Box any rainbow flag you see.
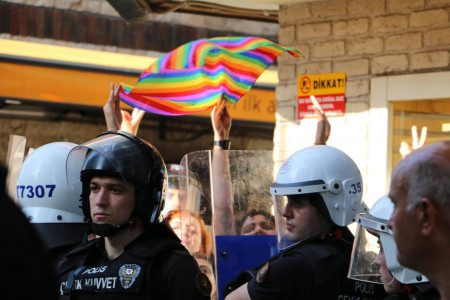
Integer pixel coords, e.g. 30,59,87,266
119,37,302,116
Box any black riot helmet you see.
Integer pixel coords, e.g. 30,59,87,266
67,131,167,236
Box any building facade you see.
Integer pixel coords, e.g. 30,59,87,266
275,0,449,204
1,0,449,205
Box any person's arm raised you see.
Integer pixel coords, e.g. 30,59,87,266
103,82,122,131
311,95,331,145
211,98,235,235
103,82,145,136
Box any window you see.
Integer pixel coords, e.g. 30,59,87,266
367,71,450,206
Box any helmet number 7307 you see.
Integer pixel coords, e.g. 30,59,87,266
17,185,56,199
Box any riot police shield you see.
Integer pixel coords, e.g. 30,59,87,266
6,134,27,201
177,150,279,300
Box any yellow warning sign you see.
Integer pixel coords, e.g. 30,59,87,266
297,72,346,119
298,72,346,96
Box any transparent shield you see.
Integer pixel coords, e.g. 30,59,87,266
163,164,182,216
162,186,181,216
176,150,278,300
176,151,216,299
6,134,27,201
211,150,275,236
348,223,381,283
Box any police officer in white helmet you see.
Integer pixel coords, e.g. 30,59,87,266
226,145,387,299
349,195,439,299
17,142,89,260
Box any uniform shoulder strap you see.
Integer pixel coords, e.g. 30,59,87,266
57,238,101,276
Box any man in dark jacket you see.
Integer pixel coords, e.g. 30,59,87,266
57,131,211,299
388,141,450,300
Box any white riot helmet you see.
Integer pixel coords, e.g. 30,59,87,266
16,142,87,249
271,146,363,249
348,195,428,284
271,145,363,223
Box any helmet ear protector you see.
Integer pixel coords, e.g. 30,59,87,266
139,162,166,223
79,131,167,224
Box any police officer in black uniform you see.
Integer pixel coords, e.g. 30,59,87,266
57,131,211,299
225,145,387,300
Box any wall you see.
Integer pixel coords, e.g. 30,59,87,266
276,0,450,196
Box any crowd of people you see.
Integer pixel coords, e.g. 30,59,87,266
0,81,448,300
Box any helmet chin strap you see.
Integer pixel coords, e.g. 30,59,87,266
89,216,138,237
386,271,396,286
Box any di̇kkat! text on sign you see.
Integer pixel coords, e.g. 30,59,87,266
297,72,346,119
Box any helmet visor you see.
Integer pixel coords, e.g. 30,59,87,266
348,213,388,283
66,147,127,188
66,133,151,189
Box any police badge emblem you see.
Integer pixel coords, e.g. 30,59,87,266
280,158,292,174
119,264,141,289
256,262,269,283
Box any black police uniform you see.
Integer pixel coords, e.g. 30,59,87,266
412,283,440,300
57,222,211,299
246,227,387,300
383,282,440,300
